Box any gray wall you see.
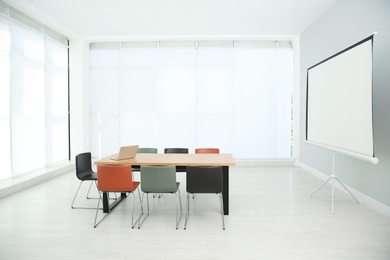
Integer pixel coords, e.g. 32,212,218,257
300,0,390,208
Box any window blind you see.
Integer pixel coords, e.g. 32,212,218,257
89,41,293,159
0,11,68,181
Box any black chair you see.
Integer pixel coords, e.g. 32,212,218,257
184,166,225,230
157,148,189,199
71,152,98,209
164,148,188,173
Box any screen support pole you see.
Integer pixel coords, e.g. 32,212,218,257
309,152,360,213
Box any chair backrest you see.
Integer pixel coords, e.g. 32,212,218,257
195,148,220,154
186,166,223,193
97,165,136,192
164,148,188,172
140,165,177,193
137,147,158,153
164,148,188,154
75,152,93,177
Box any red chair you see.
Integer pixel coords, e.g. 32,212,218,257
195,148,220,154
94,165,141,228
192,148,220,200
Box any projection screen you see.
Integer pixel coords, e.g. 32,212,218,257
306,35,378,164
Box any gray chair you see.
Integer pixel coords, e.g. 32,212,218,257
138,165,182,229
71,152,98,209
132,147,158,172
138,147,158,153
184,166,225,230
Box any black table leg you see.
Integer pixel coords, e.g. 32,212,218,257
102,192,109,213
102,192,127,213
222,166,229,215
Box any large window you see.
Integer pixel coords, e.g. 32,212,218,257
89,41,293,159
0,11,68,181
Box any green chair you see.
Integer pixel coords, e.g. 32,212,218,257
138,147,158,153
132,148,158,172
138,165,182,229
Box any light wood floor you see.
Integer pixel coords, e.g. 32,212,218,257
1,166,389,259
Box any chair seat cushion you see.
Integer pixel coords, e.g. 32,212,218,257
143,182,180,193
78,170,97,181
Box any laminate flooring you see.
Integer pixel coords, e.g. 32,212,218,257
1,166,389,259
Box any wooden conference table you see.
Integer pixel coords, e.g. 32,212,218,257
95,153,235,215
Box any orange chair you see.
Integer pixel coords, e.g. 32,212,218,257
94,165,141,228
192,148,220,200
195,148,220,154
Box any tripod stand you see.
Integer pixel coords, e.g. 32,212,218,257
309,152,360,213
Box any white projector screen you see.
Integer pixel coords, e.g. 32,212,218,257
306,35,378,164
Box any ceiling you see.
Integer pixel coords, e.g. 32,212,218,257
4,0,339,41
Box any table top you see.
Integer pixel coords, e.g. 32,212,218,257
94,153,236,167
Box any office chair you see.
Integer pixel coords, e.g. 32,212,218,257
195,148,220,154
164,147,188,173
132,147,158,172
192,148,220,199
184,166,225,230
138,165,182,229
71,152,98,209
94,165,141,228
155,147,189,199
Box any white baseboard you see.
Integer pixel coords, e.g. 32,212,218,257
235,159,297,167
300,162,390,219
0,161,74,198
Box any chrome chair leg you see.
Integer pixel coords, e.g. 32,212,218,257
184,193,190,230
176,189,183,230
72,181,98,209
153,193,163,198
131,188,143,229
220,193,225,230
86,181,95,199
71,181,83,209
94,192,110,228
131,190,142,229
94,190,140,228
184,193,225,230
138,193,150,229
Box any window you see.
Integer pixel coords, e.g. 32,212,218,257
89,41,293,159
0,11,69,181
0,18,11,179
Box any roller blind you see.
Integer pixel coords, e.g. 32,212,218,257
0,11,69,180
89,41,293,159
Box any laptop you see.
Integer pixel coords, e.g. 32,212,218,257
110,145,139,161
